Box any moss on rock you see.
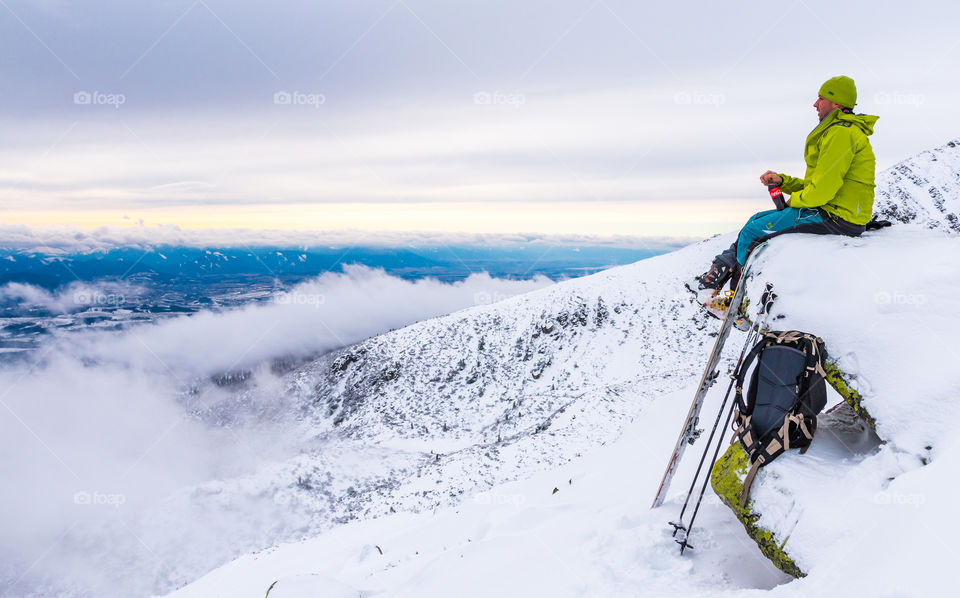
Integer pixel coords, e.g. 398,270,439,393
710,443,805,578
710,286,878,577
823,361,876,432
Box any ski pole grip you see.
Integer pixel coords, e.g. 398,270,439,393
767,184,786,211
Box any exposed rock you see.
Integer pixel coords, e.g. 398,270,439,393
711,442,805,578
874,138,960,233
823,361,877,432
712,399,881,578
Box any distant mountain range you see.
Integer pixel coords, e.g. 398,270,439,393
0,244,668,288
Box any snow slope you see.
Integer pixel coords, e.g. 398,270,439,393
160,137,960,598
167,224,960,598
746,227,960,453
5,232,732,598
874,138,960,233
720,225,960,589
153,235,737,589
167,384,792,598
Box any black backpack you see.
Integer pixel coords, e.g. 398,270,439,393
731,330,829,506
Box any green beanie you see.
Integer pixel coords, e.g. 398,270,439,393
818,75,857,108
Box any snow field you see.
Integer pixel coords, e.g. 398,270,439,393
170,225,960,597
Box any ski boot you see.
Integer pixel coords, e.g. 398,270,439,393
695,259,733,291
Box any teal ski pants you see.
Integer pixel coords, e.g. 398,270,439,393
733,207,825,265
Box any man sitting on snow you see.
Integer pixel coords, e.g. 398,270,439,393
697,75,879,292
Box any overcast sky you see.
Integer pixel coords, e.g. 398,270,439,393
1,0,958,240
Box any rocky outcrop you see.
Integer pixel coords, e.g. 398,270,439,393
874,138,960,233
711,442,805,578
823,362,877,432
711,385,880,578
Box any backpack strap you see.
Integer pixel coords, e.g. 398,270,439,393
739,435,784,506
791,333,827,381
740,460,762,507
739,411,817,506
806,335,827,379
731,413,759,460
773,330,804,344
734,333,775,413
739,436,782,507
780,413,814,451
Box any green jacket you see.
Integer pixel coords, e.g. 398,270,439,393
778,109,879,225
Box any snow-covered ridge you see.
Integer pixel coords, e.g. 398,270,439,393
200,238,730,551
171,224,960,598
874,138,960,232
155,139,960,597
12,235,727,598
712,226,960,584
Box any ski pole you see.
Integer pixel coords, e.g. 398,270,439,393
651,241,772,509
669,294,768,538
677,286,776,553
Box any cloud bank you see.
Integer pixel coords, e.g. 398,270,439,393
0,265,553,596
0,280,145,314
0,223,696,254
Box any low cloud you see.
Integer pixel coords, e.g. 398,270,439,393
0,223,695,254
0,280,143,314
0,265,552,595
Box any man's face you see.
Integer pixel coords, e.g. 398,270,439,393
814,95,842,121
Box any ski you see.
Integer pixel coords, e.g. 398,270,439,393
671,283,776,553
650,241,770,509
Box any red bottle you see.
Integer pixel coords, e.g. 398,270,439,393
768,184,786,211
